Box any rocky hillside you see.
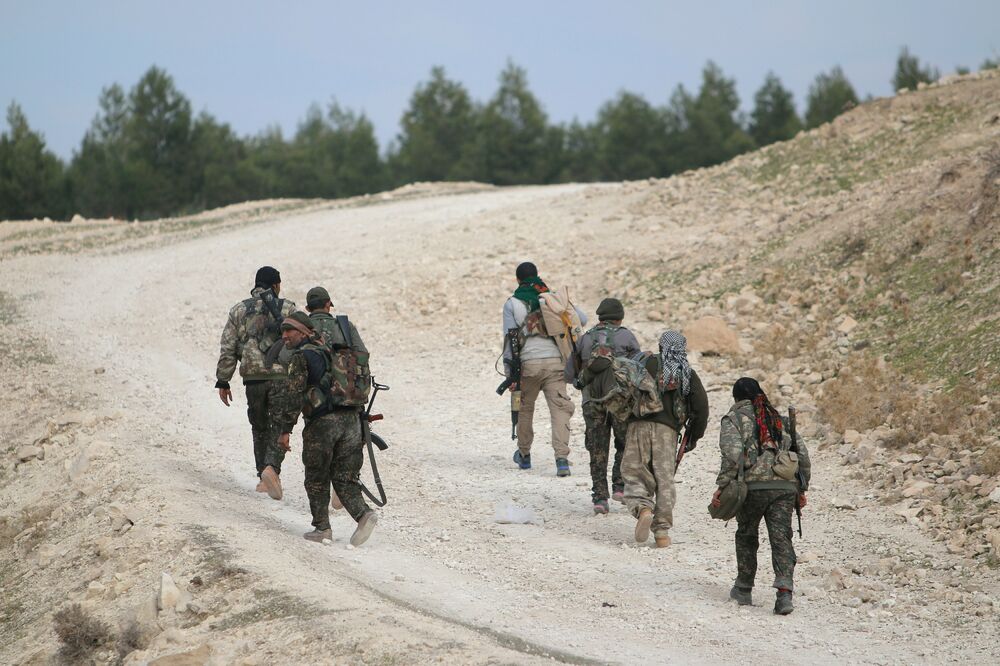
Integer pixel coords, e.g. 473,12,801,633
592,67,1000,564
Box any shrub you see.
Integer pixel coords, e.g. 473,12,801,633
52,604,112,662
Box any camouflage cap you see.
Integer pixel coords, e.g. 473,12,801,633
280,311,315,333
306,286,331,308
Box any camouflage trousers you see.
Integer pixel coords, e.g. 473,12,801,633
735,489,797,591
622,421,677,537
246,380,287,477
302,410,371,530
583,402,627,502
517,358,574,459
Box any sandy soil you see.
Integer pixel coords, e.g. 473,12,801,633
1,177,998,664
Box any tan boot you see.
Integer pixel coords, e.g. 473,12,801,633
330,490,343,510
350,510,378,547
634,508,653,543
654,534,671,548
261,466,282,500
255,480,267,493
303,528,332,543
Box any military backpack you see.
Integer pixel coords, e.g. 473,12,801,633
589,353,663,422
310,315,371,410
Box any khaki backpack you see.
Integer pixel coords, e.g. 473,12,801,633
538,289,584,363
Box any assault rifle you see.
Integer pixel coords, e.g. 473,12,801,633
496,328,521,440
674,426,691,473
788,406,804,538
260,288,287,369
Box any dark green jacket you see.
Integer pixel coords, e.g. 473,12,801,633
634,357,709,444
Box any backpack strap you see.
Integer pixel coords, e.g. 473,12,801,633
336,315,353,348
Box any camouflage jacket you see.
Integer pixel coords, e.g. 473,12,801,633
716,400,811,491
215,287,297,386
309,312,368,354
271,342,327,434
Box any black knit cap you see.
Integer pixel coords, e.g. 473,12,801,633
255,266,281,288
515,262,538,281
596,297,625,321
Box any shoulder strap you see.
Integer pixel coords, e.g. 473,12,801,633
336,315,353,347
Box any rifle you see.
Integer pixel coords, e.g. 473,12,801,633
788,406,803,538
359,378,390,507
674,427,690,472
260,289,286,369
496,328,522,440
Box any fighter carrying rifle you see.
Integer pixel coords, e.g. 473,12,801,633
497,327,522,441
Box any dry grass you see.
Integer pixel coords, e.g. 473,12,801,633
115,620,145,663
821,358,992,449
52,604,113,663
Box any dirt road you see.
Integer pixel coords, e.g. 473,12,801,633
3,184,998,664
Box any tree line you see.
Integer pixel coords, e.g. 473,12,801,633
1,48,996,221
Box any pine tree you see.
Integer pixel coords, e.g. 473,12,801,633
392,66,475,183
749,72,802,147
805,66,859,128
892,47,939,92
0,102,66,220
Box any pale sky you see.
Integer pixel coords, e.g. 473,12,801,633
3,0,999,160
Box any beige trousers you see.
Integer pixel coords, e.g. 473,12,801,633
623,420,677,537
517,358,574,459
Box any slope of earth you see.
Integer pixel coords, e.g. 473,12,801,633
2,76,999,664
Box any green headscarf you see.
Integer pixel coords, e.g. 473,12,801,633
512,277,549,312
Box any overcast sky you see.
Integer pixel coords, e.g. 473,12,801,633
3,0,999,160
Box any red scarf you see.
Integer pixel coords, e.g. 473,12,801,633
753,395,783,449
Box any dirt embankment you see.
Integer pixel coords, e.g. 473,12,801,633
2,72,999,664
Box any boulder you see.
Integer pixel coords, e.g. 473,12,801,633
149,644,212,666
96,503,137,532
683,316,740,356
825,567,848,591
837,316,859,335
158,573,182,612
902,480,934,498
989,487,1000,503
66,450,91,483
843,430,864,446
16,445,43,462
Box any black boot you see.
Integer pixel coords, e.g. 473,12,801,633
729,586,752,606
774,590,794,615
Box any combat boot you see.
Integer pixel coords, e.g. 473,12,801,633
634,507,653,542
260,466,282,500
513,451,531,470
729,586,752,606
774,590,794,615
555,458,570,477
593,499,609,515
255,479,267,493
350,510,379,546
330,490,343,510
654,534,671,548
611,485,625,503
303,528,332,543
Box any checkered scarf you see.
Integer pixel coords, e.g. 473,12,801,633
659,330,691,396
